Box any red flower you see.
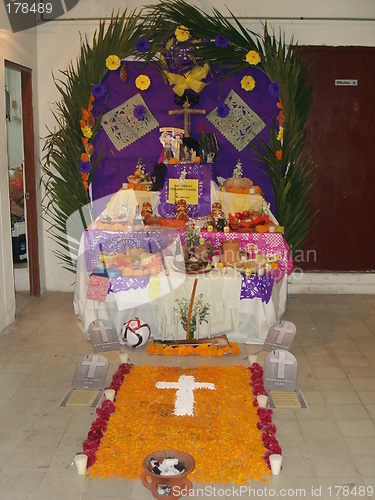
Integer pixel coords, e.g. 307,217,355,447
96,407,111,420
199,123,205,132
101,400,116,413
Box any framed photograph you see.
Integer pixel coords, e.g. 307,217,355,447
179,144,195,163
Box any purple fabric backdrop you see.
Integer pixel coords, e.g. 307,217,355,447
91,62,279,217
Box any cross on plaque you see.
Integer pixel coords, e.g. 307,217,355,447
169,99,206,137
274,322,295,344
92,320,113,343
156,375,215,416
82,354,106,379
269,351,295,379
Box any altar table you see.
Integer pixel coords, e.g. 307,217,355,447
74,228,291,344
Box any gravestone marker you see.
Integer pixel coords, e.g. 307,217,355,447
264,349,298,391
89,319,121,353
263,320,296,352
72,354,108,390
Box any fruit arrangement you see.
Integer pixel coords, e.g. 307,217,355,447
102,247,163,277
127,158,153,190
228,211,271,232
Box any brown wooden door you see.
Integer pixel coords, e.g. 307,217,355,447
298,46,375,271
5,60,40,296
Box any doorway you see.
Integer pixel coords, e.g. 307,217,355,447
5,61,40,297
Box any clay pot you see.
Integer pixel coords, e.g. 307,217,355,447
141,449,195,499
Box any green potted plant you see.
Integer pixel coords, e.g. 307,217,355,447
174,293,210,339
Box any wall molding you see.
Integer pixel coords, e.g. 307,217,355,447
288,272,375,294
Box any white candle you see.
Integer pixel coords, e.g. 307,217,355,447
196,314,199,340
119,352,129,364
248,354,257,366
269,454,283,475
104,389,116,402
174,313,178,341
162,316,167,341
207,314,211,339
257,394,268,408
257,266,265,277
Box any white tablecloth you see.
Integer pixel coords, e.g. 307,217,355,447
73,236,288,344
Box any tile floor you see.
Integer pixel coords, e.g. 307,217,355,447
0,292,374,499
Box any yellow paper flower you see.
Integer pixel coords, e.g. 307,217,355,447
135,74,151,91
105,55,121,71
246,50,261,65
277,127,284,141
241,75,256,91
81,126,93,138
175,25,190,42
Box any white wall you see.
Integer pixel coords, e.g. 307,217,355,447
0,10,43,332
0,0,375,296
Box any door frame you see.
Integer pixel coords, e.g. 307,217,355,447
5,60,40,296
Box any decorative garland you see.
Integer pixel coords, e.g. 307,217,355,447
146,341,240,357
79,362,281,479
42,0,316,272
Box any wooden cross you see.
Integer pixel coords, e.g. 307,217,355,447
169,99,205,137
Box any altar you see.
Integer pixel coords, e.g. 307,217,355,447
69,55,295,345
73,222,292,344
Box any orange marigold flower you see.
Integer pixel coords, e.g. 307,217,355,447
230,342,240,355
163,346,174,356
154,344,164,355
81,172,88,181
82,137,88,147
81,153,90,162
146,343,155,355
89,93,95,103
276,149,282,160
83,180,88,190
82,108,90,120
277,101,283,109
79,119,86,128
277,110,285,126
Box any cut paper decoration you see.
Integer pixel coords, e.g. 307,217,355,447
88,319,121,353
86,274,110,302
263,349,298,391
207,90,266,151
263,320,297,352
101,94,159,151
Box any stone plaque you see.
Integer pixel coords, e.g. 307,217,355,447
89,319,121,353
72,354,109,390
264,349,298,391
263,320,296,352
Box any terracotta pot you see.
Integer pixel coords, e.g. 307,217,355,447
141,449,195,499
221,240,240,265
